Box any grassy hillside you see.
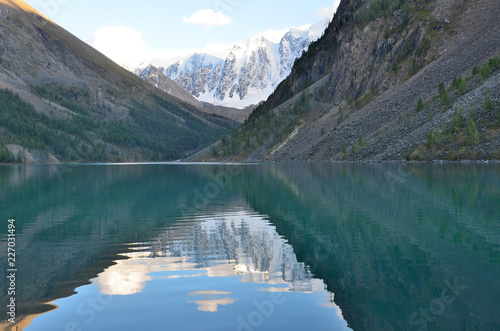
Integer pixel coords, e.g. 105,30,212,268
211,54,500,161
0,87,231,162
198,0,500,162
0,0,233,163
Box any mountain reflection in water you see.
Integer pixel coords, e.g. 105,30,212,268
26,210,351,331
0,163,498,331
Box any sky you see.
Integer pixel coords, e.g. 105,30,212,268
25,0,341,69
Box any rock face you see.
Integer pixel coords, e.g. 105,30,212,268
138,65,202,108
164,53,223,100
139,21,328,109
199,0,500,162
6,144,60,164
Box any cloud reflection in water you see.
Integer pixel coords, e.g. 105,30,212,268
92,211,347,320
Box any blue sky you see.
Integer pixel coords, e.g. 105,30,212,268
25,0,340,68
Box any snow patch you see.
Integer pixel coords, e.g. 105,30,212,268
137,19,329,109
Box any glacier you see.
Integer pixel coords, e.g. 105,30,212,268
138,19,328,109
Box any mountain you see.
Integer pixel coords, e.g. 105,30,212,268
137,64,254,123
137,65,202,108
0,0,232,163
139,20,328,109
194,0,500,162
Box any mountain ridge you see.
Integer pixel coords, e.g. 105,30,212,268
0,0,232,163
193,0,500,162
138,20,328,109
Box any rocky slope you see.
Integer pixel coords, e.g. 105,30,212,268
138,64,253,123
139,21,328,109
137,65,203,108
198,0,500,162
0,0,232,163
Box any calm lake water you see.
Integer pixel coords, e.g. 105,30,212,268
0,163,499,331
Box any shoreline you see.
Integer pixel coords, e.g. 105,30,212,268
1,159,500,166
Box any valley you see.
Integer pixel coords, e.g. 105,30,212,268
0,0,233,163
192,0,500,162
0,0,499,163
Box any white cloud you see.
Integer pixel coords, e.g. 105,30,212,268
317,0,341,20
198,41,235,58
89,25,151,69
145,41,235,68
259,28,291,43
88,15,327,72
182,9,232,27
148,49,202,68
254,23,312,44
88,25,234,70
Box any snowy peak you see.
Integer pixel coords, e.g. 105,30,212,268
137,64,156,80
165,53,223,80
307,18,331,40
234,35,271,51
138,20,328,109
138,65,202,108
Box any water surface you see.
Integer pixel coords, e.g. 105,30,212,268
0,163,498,330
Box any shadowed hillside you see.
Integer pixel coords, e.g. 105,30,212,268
0,0,234,163
196,0,500,162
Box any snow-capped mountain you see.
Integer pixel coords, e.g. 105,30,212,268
138,65,202,108
138,20,328,109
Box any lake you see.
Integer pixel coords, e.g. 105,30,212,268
0,163,499,331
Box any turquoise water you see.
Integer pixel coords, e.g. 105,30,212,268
0,163,499,330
